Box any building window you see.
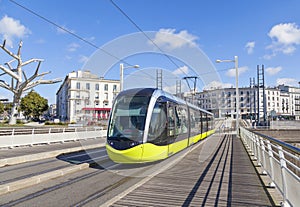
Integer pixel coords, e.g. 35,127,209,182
95,83,99,90
104,84,108,91
105,93,108,100
95,92,99,99
86,83,90,90
76,82,80,89
113,84,117,91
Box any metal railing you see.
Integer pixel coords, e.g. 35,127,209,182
240,127,300,207
0,127,107,148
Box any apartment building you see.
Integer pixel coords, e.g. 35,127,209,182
193,85,300,121
56,70,119,123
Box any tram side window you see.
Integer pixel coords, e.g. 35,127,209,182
148,102,168,145
190,109,198,136
199,111,203,134
195,110,202,134
167,105,175,137
207,114,213,131
202,113,208,133
209,115,212,131
175,105,188,136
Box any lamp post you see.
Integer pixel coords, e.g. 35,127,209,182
216,56,239,135
120,63,140,91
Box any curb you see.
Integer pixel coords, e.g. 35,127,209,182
0,163,89,195
0,143,106,167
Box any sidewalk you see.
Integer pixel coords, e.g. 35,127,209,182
0,137,106,167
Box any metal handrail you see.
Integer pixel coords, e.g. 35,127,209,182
250,129,300,154
0,127,103,136
240,127,300,207
0,127,106,149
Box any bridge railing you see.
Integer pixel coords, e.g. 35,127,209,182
0,127,107,148
240,127,300,207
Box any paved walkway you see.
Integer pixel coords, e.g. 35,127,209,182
0,138,105,159
112,134,274,206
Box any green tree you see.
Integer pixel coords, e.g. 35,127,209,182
0,102,4,114
20,91,48,120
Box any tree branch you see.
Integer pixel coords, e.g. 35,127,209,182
0,65,20,81
0,40,20,61
22,59,44,67
23,78,61,91
0,80,10,90
4,59,16,71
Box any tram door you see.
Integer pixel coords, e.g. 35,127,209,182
167,102,176,155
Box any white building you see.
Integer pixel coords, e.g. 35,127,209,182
194,85,300,121
277,85,300,120
195,87,255,119
56,70,120,123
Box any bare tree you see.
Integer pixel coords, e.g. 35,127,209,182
0,40,61,125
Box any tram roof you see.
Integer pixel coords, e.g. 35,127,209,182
119,88,213,116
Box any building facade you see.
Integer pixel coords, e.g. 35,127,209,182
56,70,120,123
194,87,255,120
192,85,300,121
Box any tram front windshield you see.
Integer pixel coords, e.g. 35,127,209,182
108,94,151,143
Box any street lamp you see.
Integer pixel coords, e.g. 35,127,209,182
120,63,140,91
216,56,239,135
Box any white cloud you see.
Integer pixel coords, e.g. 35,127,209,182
172,65,189,76
151,28,198,50
266,66,282,76
266,23,300,57
245,41,255,54
163,85,177,94
0,15,31,47
78,55,89,63
276,78,298,86
67,43,80,52
203,81,233,90
163,83,189,94
226,66,248,78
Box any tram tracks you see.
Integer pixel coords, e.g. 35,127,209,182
0,147,109,196
0,153,147,206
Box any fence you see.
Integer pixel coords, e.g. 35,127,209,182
240,127,300,207
0,127,107,148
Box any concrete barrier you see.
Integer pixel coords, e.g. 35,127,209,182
0,163,90,195
0,142,106,167
0,128,107,148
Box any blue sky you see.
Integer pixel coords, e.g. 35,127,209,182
0,0,300,104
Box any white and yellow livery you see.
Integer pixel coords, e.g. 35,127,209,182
106,88,214,163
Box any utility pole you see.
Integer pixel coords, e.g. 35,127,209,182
176,80,181,98
183,76,198,105
257,65,266,126
0,40,61,125
156,69,162,90
250,77,256,127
